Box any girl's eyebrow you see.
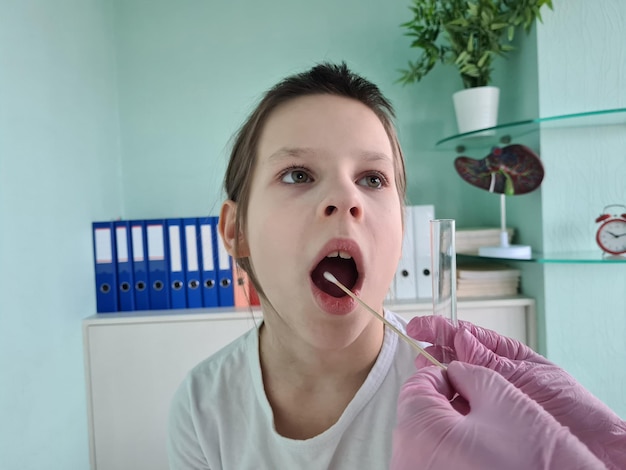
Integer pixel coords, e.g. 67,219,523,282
267,147,392,163
267,147,315,162
358,150,393,163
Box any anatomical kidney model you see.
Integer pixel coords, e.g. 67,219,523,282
454,144,544,259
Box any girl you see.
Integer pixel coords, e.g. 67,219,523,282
167,62,417,469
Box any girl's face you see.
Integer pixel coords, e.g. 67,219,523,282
231,94,403,350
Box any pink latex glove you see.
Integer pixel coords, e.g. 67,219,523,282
391,362,605,470
408,316,626,470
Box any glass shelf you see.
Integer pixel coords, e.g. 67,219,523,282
436,108,626,151
458,251,626,264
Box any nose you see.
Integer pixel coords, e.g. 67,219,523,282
318,179,363,220
324,204,360,218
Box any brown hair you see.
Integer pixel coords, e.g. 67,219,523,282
223,61,406,301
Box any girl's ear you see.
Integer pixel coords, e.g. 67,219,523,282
218,200,250,258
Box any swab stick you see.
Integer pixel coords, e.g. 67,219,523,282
323,272,447,370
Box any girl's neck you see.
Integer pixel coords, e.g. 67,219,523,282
258,315,385,387
257,316,385,439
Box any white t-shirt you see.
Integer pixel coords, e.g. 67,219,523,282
167,310,417,470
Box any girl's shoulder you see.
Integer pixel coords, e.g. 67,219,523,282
187,325,259,384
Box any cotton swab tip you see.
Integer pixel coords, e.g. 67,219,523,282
323,271,337,283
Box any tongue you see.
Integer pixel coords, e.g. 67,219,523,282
311,257,358,298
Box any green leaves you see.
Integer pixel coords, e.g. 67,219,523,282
477,51,490,68
399,0,553,88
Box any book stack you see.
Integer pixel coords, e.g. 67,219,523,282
456,227,515,255
456,263,520,298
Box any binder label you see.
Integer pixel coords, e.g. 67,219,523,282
132,225,144,262
147,224,165,260
94,228,113,263
185,225,199,272
116,226,129,263
217,236,230,270
200,224,214,271
168,225,183,272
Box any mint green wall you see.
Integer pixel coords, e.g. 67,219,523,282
0,1,122,469
0,0,455,467
112,0,430,219
110,0,542,226
535,0,626,417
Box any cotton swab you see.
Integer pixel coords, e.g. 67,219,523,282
322,272,447,370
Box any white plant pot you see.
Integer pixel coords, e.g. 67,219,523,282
452,86,500,135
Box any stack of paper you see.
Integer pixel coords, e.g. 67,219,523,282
456,227,515,255
456,263,520,298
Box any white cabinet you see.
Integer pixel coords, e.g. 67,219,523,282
391,296,536,348
83,296,535,470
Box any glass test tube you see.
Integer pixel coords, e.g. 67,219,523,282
430,219,458,365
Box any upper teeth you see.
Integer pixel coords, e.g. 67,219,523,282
327,251,352,259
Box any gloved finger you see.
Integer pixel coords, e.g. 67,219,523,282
407,316,509,368
445,361,526,412
467,326,549,363
393,368,463,470
395,362,609,470
412,352,467,416
454,332,626,468
397,367,462,434
453,328,516,373
406,315,462,344
407,315,548,364
400,365,455,401
445,363,611,456
406,315,499,352
414,344,457,370
453,329,550,387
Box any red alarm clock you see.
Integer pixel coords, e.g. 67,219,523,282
595,204,626,256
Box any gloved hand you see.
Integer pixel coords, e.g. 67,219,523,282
391,362,605,470
407,315,626,470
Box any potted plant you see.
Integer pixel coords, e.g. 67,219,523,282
399,0,553,134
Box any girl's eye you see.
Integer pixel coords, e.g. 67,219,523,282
358,173,386,189
281,168,313,184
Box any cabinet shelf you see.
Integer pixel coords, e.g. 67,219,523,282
83,295,535,470
436,108,626,265
458,251,626,264
436,107,626,151
84,295,535,322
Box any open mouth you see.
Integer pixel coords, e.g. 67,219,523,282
311,250,359,298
